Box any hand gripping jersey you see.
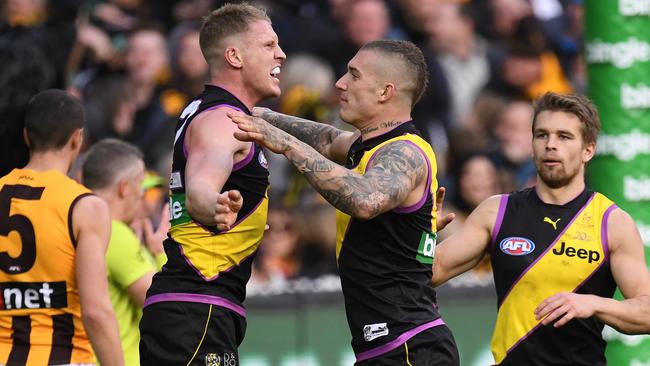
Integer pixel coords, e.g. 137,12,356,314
144,85,269,316
490,188,616,365
335,122,444,362
0,169,94,365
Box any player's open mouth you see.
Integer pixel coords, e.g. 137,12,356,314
270,66,281,78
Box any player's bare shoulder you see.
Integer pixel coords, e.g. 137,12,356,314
467,194,506,230
72,194,110,240
186,107,251,154
606,206,643,253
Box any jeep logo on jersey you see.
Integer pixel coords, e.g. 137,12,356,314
552,241,601,263
500,237,535,256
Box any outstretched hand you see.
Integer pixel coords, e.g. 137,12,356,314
227,111,291,154
435,187,455,232
214,190,243,231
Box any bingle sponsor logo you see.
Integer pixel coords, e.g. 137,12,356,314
597,129,650,161
586,38,650,68
621,83,650,109
619,0,650,16
624,176,650,201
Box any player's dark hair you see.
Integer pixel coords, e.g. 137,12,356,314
24,89,84,152
361,40,429,107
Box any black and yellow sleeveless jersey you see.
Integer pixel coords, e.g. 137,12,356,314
145,85,269,316
335,122,444,362
0,169,95,365
489,187,616,365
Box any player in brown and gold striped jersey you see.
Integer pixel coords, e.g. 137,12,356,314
0,90,123,366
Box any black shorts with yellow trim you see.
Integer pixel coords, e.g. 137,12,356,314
139,301,246,366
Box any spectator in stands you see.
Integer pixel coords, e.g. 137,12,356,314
274,53,338,205
169,21,209,99
317,0,394,76
425,2,490,128
83,26,183,175
0,41,55,175
251,205,301,287
441,153,503,240
492,100,536,191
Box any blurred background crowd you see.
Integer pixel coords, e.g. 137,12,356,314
0,0,585,290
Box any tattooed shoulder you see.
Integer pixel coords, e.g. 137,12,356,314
369,140,428,185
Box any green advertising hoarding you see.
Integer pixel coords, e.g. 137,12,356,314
238,287,497,366
586,1,650,364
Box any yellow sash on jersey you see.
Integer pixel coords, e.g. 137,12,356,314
335,134,438,260
491,193,615,364
169,198,268,280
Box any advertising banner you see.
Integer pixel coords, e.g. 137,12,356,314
585,1,650,364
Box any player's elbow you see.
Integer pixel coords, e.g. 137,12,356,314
185,193,212,225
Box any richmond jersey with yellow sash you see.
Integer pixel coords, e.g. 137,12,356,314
144,85,269,316
489,187,616,365
0,169,95,365
335,122,445,362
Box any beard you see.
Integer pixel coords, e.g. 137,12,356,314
536,161,581,189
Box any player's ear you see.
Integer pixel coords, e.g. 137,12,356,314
379,83,395,103
117,177,129,198
225,46,243,69
23,128,31,148
583,141,596,163
69,129,84,151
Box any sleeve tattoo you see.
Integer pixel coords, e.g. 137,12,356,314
287,139,428,218
261,110,343,153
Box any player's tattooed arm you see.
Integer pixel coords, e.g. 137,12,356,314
288,140,427,219
254,107,355,162
230,112,427,219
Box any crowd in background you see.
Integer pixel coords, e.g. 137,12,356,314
0,0,585,290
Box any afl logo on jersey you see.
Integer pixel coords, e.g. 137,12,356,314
258,150,268,168
499,237,535,256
